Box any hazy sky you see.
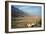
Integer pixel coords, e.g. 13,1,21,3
13,5,42,16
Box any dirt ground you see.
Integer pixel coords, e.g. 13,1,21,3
11,16,41,28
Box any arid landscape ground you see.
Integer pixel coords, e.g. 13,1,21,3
11,16,41,28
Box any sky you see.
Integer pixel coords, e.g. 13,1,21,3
13,5,42,16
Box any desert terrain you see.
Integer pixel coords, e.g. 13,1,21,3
11,16,41,28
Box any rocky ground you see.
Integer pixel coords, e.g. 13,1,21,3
11,16,41,28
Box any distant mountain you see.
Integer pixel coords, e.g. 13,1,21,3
11,5,28,17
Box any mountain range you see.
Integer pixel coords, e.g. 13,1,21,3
11,5,28,17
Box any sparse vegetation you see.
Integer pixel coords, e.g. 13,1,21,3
11,16,41,28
